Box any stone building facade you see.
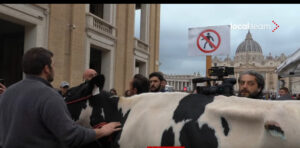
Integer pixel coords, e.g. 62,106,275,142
163,73,202,92
212,31,292,94
0,4,161,95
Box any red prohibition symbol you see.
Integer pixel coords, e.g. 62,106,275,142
197,29,221,53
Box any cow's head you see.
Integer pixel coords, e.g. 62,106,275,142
66,74,105,100
65,74,122,148
65,74,106,125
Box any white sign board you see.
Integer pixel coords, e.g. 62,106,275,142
188,25,230,56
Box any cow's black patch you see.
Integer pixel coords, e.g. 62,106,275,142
173,94,218,147
65,82,91,121
180,121,218,148
161,127,175,146
221,117,229,136
265,123,285,137
113,109,131,148
173,94,214,123
267,125,284,135
88,93,121,148
89,92,120,125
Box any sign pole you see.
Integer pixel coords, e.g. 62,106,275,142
206,55,212,77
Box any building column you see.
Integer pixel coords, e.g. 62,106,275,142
180,81,183,91
265,72,269,91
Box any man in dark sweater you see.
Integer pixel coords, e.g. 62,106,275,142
277,87,293,100
0,47,121,148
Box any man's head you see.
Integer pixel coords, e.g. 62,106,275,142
149,72,164,92
60,81,69,96
160,78,167,92
238,70,265,99
110,88,117,95
22,47,54,82
130,74,149,95
279,87,289,96
83,69,97,81
124,90,132,97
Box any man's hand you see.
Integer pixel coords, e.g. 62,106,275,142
0,83,6,94
94,122,121,139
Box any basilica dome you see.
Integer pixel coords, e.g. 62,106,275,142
235,31,263,54
234,30,264,64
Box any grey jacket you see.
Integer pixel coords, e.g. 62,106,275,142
277,94,294,100
0,75,96,148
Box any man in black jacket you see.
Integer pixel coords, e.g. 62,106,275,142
0,47,121,148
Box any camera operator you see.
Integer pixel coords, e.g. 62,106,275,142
238,70,265,99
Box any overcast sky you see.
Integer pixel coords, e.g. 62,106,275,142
158,4,300,76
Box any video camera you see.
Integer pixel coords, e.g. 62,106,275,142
192,66,236,96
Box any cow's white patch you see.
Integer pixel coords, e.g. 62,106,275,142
92,85,100,96
101,107,105,120
76,101,93,128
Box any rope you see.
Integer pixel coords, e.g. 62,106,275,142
66,95,92,105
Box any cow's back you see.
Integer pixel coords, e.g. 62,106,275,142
116,92,300,148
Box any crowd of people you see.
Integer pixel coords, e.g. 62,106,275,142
0,47,299,147
0,53,298,101
118,69,299,101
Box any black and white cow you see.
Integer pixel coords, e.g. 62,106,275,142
117,93,300,148
66,75,300,148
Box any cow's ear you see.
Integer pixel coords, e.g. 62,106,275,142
91,74,105,90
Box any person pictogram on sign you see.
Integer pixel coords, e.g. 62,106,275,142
201,32,214,49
